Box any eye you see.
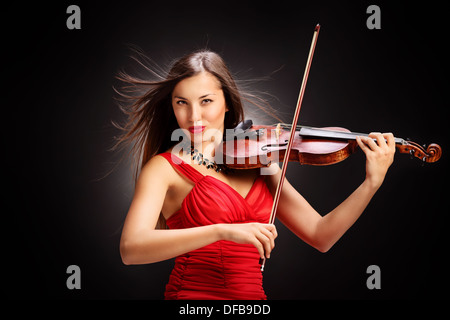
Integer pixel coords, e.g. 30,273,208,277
202,99,213,104
175,100,187,105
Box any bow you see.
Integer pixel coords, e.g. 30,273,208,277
260,24,321,271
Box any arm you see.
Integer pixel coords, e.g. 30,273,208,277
272,132,395,253
120,155,277,265
119,155,218,264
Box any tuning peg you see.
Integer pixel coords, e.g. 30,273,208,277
422,156,426,166
409,149,415,160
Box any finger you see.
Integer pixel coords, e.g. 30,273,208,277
259,226,276,255
264,224,278,250
255,230,273,259
356,136,367,151
356,136,368,152
250,237,265,260
383,132,396,151
270,224,278,239
357,135,377,152
369,132,386,148
263,223,278,239
365,135,380,150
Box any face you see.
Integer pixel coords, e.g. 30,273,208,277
172,72,228,145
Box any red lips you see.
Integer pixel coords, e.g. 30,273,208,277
188,126,206,133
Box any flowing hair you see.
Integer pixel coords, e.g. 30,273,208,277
113,48,279,228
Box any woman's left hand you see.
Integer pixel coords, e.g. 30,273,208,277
356,132,396,189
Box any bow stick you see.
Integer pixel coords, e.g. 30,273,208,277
260,24,321,271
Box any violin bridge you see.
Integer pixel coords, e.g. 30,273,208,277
276,123,281,140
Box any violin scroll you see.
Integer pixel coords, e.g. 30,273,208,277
397,141,442,163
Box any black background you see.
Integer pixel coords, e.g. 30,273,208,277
5,1,449,301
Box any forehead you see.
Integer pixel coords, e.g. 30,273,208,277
172,72,222,96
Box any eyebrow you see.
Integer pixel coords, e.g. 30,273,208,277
174,93,216,100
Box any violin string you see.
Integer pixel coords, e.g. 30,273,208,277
274,123,405,144
275,123,370,137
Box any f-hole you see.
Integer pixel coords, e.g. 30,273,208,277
261,140,288,151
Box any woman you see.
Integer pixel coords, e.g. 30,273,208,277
117,50,395,299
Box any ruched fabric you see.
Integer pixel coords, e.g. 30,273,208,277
159,152,273,300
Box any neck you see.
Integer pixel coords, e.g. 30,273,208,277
278,124,405,145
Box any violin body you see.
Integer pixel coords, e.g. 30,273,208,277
219,122,442,169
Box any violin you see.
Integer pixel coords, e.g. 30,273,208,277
219,120,442,168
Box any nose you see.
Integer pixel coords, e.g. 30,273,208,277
189,103,202,124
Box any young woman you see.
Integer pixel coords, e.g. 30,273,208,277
117,50,395,300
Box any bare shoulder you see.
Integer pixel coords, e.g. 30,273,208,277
137,154,177,189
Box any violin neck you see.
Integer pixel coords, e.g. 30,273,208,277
274,123,441,164
280,124,405,145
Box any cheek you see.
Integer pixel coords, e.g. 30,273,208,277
172,106,186,125
207,103,227,122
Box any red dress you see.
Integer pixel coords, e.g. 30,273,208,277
159,153,273,300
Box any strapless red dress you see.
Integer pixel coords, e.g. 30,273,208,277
159,153,273,300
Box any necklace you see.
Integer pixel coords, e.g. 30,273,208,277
188,145,231,174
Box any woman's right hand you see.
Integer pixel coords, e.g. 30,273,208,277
217,223,277,259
